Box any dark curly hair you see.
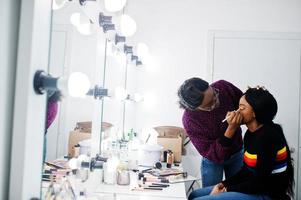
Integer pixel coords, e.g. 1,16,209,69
178,77,209,110
244,87,277,124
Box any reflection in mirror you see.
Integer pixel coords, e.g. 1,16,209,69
33,1,301,199
102,40,127,146
43,0,106,193
42,0,150,198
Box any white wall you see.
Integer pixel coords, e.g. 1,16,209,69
0,1,20,199
123,0,301,190
126,0,301,132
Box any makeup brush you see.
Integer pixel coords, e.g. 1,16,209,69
222,109,239,123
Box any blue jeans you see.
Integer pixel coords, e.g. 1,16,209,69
189,186,272,200
201,149,243,187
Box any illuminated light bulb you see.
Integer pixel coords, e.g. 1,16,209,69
68,158,78,170
52,0,67,10
70,13,92,35
137,43,151,65
33,71,91,98
77,23,92,35
115,51,127,64
77,154,89,162
115,86,128,100
70,12,81,27
104,0,127,12
67,72,91,98
120,14,137,37
107,156,120,172
137,43,149,58
136,43,151,65
133,93,143,102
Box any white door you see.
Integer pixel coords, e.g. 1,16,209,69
208,31,301,199
9,0,52,199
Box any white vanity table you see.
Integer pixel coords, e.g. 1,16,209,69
80,171,187,200
42,165,188,200
87,173,186,199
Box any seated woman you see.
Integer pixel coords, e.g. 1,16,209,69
189,87,294,200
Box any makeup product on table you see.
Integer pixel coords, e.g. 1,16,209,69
166,150,174,168
117,170,130,185
152,183,170,187
132,187,163,191
154,162,162,169
143,177,169,183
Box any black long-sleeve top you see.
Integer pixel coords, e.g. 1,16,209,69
222,124,291,200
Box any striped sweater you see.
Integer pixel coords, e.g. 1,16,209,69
222,124,291,199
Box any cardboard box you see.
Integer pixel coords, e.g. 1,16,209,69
75,121,113,133
154,126,187,158
75,121,92,133
68,130,91,157
157,136,182,163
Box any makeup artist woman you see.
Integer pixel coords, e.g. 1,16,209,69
178,78,243,187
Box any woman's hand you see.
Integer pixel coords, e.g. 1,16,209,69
226,110,242,127
210,183,226,195
224,110,242,138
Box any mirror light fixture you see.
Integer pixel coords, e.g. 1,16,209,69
126,93,143,102
99,13,112,26
131,55,138,62
119,14,137,37
87,85,108,99
79,0,96,6
136,60,143,66
104,0,127,12
130,55,142,66
99,13,115,33
102,24,115,33
52,0,67,10
123,44,133,54
115,34,126,45
34,70,91,98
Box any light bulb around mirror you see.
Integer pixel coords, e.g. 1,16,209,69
104,0,127,12
68,72,91,98
115,86,128,101
77,23,92,35
68,158,78,170
136,43,150,64
70,12,81,27
133,93,143,102
120,14,137,37
57,72,91,98
114,50,127,65
137,43,149,59
70,12,92,35
52,0,67,10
